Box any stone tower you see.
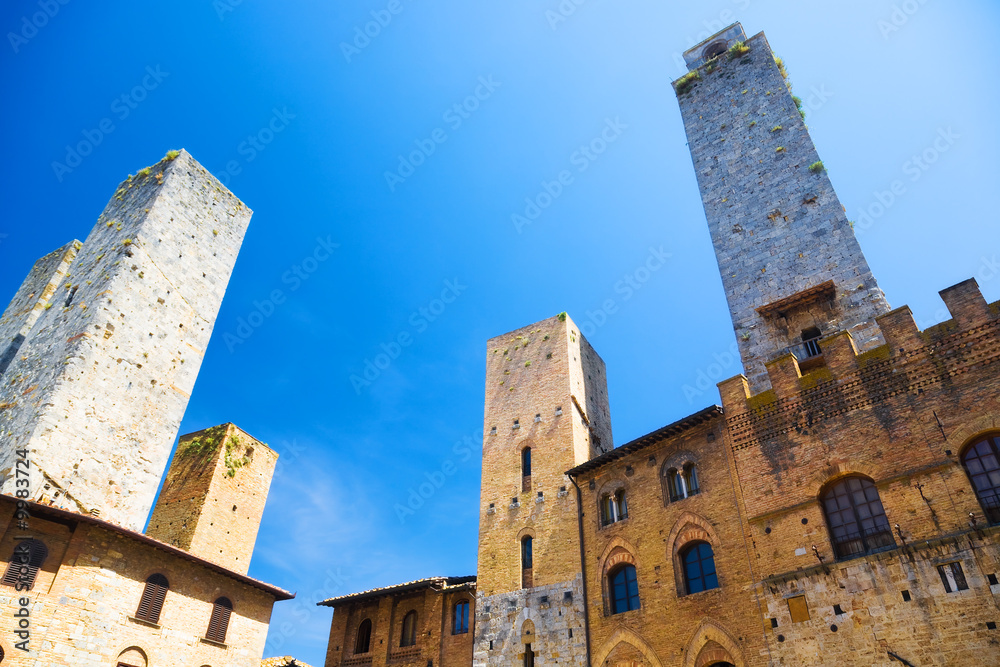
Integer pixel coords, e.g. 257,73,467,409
474,313,612,667
146,423,278,575
0,149,252,531
675,23,890,390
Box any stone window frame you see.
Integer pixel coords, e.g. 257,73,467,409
660,451,701,506
958,430,1000,526
596,479,629,528
666,512,722,598
114,646,148,667
597,538,641,616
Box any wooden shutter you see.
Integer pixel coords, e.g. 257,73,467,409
2,539,48,590
135,574,169,623
206,597,233,643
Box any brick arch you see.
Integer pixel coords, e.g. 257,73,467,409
661,452,699,505
682,619,744,667
516,526,536,542
666,513,721,596
597,538,640,616
115,646,148,667
808,465,879,498
593,627,663,667
945,414,999,453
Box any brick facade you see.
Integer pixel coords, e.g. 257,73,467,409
320,577,476,667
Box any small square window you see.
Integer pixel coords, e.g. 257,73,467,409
833,604,843,615
988,573,998,586
770,618,778,628
938,562,969,593
901,590,911,602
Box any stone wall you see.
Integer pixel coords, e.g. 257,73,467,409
676,27,890,391
0,149,252,531
0,241,78,376
147,423,278,576
0,497,281,666
473,575,588,667
719,278,1000,665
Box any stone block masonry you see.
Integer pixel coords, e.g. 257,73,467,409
676,26,890,391
0,241,78,375
0,149,252,531
147,423,278,576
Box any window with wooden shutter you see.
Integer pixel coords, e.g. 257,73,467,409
1,539,48,591
206,596,233,644
134,574,169,624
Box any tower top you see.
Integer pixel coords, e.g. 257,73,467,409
682,22,747,70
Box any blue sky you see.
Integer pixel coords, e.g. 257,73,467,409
2,1,999,663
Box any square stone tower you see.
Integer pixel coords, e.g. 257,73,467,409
0,150,252,531
146,423,278,575
675,23,890,390
474,313,612,667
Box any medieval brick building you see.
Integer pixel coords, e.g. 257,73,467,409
320,23,1000,667
0,150,295,666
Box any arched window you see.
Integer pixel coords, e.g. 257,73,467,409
667,464,700,502
205,597,233,644
609,564,639,613
134,574,169,624
600,489,628,526
400,610,417,647
961,433,1000,525
1,539,48,591
681,542,718,594
453,600,470,635
116,647,147,667
355,618,373,654
820,476,895,559
522,447,531,477
702,40,727,61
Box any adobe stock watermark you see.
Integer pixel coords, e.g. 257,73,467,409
878,0,932,39
394,429,482,523
349,279,467,394
340,0,412,63
385,75,501,192
681,341,741,404
223,235,340,352
853,127,958,236
577,245,672,338
51,66,169,182
7,0,71,53
212,0,243,20
511,117,627,234
264,567,351,656
215,107,296,187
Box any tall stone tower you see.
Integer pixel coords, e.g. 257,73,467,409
146,423,278,575
0,150,252,531
676,23,890,390
474,313,612,667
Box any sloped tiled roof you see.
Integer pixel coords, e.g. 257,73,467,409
261,657,315,667
317,575,476,607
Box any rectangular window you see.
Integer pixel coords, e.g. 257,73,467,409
787,595,810,623
938,562,969,593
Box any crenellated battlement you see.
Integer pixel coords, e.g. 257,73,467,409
719,277,1000,436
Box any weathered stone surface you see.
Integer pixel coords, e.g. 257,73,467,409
147,423,278,576
0,149,252,531
676,26,890,391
